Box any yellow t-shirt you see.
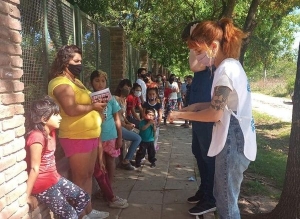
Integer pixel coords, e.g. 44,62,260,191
48,76,101,139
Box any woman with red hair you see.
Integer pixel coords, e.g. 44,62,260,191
170,18,257,218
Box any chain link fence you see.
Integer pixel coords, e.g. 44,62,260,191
19,0,112,112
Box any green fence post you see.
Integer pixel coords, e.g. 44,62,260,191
43,0,50,90
73,2,83,81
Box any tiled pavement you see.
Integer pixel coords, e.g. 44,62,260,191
92,121,216,219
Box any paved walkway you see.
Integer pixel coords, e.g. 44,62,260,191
93,121,216,219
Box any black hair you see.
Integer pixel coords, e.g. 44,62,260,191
169,74,176,81
51,45,82,78
130,83,142,95
181,21,201,41
146,87,159,102
26,96,59,148
115,79,132,96
144,107,156,116
186,75,193,79
137,68,147,75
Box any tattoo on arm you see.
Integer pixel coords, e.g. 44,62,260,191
210,86,231,111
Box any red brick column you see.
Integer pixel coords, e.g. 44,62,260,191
108,27,126,93
139,50,148,69
0,0,28,218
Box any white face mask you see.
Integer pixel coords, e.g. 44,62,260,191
134,91,141,97
196,51,215,67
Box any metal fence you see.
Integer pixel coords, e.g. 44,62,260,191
19,0,112,112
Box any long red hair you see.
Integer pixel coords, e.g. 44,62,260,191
187,18,248,59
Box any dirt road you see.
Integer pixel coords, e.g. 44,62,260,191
251,93,293,122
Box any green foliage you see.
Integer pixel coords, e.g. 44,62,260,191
66,0,300,78
248,111,289,189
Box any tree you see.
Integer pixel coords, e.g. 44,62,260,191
242,43,300,219
66,0,299,77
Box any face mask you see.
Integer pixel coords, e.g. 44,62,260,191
68,64,82,76
141,74,146,79
120,88,130,97
134,91,141,97
157,77,162,82
196,51,215,67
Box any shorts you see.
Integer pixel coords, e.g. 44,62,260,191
102,139,120,158
177,97,182,102
59,138,99,157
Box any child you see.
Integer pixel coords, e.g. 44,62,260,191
25,96,90,218
90,70,128,209
142,87,162,151
135,108,157,168
126,83,143,128
182,75,193,128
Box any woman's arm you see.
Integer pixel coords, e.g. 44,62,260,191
170,86,231,122
113,112,123,149
26,143,43,210
53,84,107,117
181,102,211,112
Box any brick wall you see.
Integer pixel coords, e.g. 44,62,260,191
0,0,27,218
0,1,52,218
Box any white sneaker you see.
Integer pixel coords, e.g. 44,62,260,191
87,209,109,219
109,196,129,209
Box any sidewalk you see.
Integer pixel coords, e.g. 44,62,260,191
92,121,216,219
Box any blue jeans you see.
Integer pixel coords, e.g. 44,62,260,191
122,127,142,160
192,122,215,203
214,115,250,219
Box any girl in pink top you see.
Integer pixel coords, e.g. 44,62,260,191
25,96,89,218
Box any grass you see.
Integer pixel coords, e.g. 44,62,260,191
243,110,290,199
250,78,291,98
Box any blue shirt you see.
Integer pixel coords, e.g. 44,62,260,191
189,67,214,104
101,96,121,141
139,120,155,142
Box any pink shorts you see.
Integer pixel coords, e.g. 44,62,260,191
59,138,99,157
102,139,120,158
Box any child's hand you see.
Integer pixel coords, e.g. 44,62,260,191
27,195,38,211
148,119,155,125
93,102,107,112
99,160,106,173
115,138,123,149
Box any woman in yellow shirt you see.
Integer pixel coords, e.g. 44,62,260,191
48,45,108,219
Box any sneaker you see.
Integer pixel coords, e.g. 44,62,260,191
121,162,135,170
188,202,216,216
109,196,129,209
150,162,156,168
187,195,201,204
135,163,141,168
87,209,109,219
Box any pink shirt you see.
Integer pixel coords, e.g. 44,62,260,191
26,130,61,194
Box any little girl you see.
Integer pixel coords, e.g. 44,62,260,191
90,70,128,209
142,87,162,151
25,96,90,218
